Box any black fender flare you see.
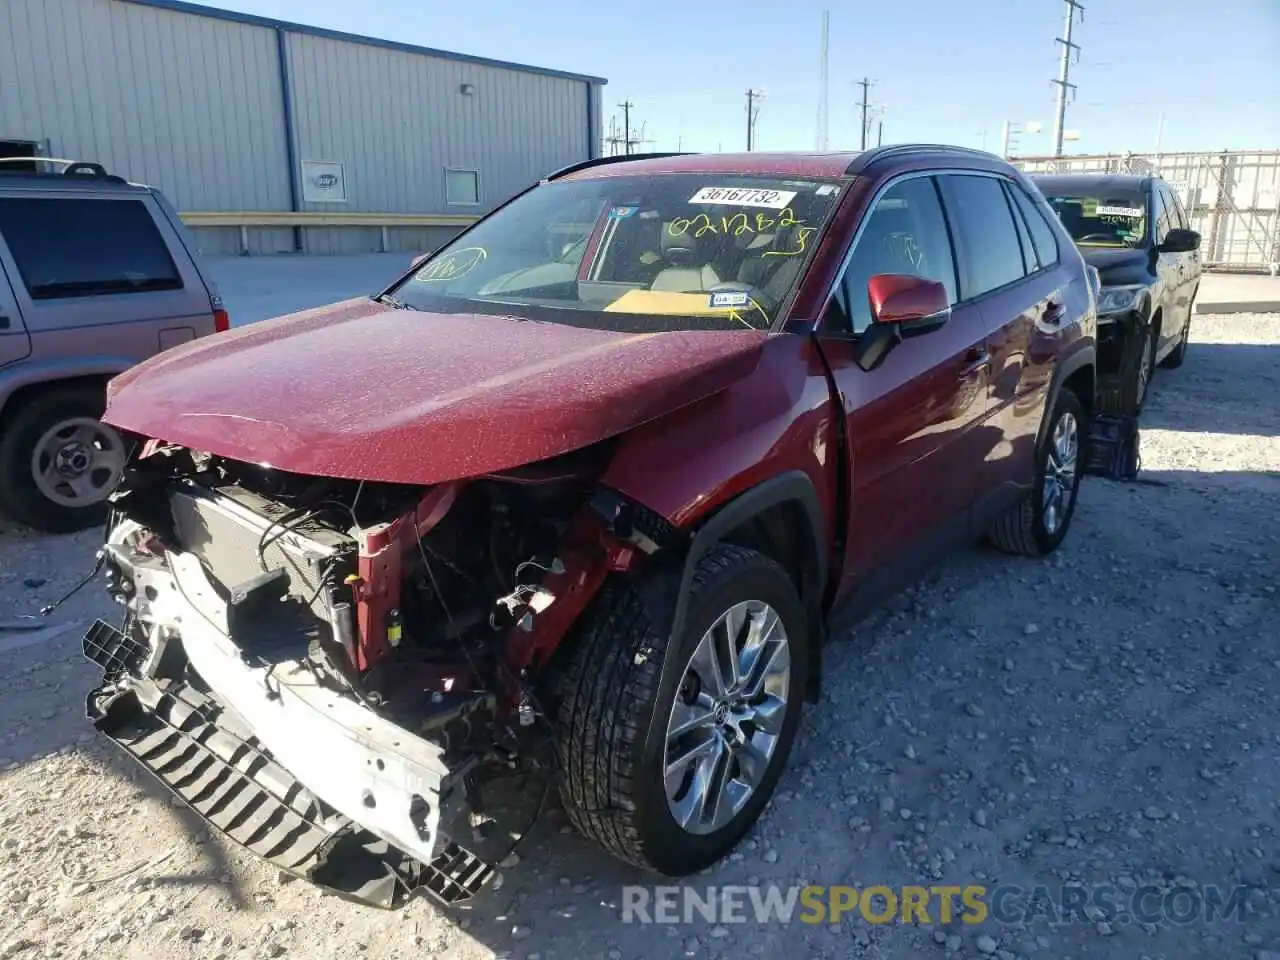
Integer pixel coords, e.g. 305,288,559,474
658,471,828,704
1036,340,1097,453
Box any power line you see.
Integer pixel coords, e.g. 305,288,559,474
1050,0,1085,156
745,89,763,151
604,101,648,155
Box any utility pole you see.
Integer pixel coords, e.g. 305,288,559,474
619,101,634,154
1050,0,1085,157
856,77,873,151
745,89,763,151
877,119,883,147
815,10,830,150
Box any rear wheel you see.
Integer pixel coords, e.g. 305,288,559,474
988,389,1085,557
0,388,126,533
555,544,808,875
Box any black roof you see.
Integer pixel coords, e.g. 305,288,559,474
1030,172,1153,196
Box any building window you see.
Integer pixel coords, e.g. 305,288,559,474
445,168,480,206
0,197,182,300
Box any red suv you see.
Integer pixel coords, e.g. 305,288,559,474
83,146,1096,906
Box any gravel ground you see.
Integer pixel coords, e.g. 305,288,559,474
2,312,1278,960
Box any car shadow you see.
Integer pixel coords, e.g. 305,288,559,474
1144,341,1280,437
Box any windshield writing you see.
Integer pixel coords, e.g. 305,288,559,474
390,174,843,332
1045,195,1147,248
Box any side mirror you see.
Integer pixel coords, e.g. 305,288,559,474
853,274,952,372
1159,228,1200,254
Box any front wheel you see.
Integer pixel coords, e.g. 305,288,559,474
0,388,127,533
1099,320,1156,416
555,544,809,875
987,389,1085,557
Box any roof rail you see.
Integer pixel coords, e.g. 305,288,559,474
544,152,696,181
846,143,999,175
0,157,127,183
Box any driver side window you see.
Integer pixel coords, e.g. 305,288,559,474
828,177,957,335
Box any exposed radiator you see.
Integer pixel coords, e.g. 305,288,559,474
167,483,352,619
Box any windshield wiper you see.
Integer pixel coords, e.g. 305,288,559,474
373,293,414,310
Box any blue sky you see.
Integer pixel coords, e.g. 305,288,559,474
219,0,1277,155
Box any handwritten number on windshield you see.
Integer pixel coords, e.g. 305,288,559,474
667,208,813,257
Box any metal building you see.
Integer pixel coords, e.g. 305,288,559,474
0,0,607,255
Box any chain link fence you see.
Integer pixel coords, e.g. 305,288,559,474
1010,150,1280,275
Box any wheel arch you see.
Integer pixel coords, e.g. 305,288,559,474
0,373,115,433
666,471,827,705
1037,343,1097,454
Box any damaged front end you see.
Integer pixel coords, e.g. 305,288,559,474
81,440,674,908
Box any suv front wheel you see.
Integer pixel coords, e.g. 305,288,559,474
0,387,127,533
556,544,809,875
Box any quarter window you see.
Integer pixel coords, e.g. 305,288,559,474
0,197,182,301
1009,185,1060,267
937,174,1027,299
1005,183,1038,274
828,176,957,335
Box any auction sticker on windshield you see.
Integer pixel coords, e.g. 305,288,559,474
1095,205,1144,218
689,186,798,209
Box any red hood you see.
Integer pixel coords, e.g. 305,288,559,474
104,298,767,484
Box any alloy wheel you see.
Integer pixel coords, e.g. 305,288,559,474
1042,410,1079,535
664,599,791,835
30,418,126,508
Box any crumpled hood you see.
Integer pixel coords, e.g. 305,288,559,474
104,298,767,484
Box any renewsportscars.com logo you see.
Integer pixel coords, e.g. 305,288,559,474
621,883,1254,927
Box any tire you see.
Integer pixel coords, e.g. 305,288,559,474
1098,320,1156,416
987,389,1085,558
555,543,809,876
1159,311,1192,370
0,387,125,533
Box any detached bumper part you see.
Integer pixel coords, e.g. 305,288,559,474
80,542,497,907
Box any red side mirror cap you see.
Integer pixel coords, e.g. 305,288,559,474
868,274,950,325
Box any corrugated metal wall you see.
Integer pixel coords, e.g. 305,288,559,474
1,0,602,256
286,32,592,254
0,0,291,214
1013,150,1280,275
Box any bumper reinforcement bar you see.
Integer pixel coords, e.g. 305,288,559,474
83,619,494,909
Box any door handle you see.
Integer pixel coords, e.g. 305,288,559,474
0,316,9,330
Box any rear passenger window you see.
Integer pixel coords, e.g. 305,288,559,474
1009,185,1060,267
828,176,957,335
937,175,1027,299
0,198,182,301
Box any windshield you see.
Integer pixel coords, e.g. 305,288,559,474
1042,193,1148,249
388,173,845,332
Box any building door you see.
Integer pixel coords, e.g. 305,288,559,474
0,141,40,172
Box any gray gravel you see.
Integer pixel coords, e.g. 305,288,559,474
2,312,1278,960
